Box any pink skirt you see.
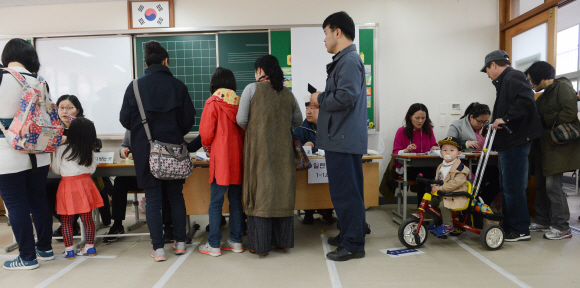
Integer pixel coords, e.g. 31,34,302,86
56,174,104,215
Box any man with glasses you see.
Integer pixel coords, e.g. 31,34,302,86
481,50,543,242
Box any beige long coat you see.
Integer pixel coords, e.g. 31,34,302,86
243,82,298,218
435,160,470,210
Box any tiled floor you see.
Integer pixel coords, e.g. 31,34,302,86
1,193,579,288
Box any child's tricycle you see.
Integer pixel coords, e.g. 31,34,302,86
397,125,506,251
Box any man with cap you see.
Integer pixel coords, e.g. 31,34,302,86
481,50,543,242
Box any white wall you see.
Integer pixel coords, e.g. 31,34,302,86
0,0,499,172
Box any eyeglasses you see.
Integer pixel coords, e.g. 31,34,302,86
474,119,490,125
58,106,76,112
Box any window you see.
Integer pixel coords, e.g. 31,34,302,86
556,25,579,75
510,0,545,19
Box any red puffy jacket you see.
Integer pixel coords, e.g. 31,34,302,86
199,89,244,185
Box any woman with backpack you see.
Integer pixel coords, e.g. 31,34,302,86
0,39,56,270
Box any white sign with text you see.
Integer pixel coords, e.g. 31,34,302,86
308,158,328,184
94,152,114,164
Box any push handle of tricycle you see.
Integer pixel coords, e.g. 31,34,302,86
416,174,443,186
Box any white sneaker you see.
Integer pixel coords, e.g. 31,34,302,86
199,243,221,257
544,227,572,240
529,222,550,232
150,248,167,262
173,241,186,255
220,238,244,253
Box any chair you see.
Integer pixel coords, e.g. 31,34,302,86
392,176,418,225
127,190,147,231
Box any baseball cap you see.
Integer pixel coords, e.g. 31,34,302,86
480,50,510,72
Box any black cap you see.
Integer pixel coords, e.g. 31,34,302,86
438,136,466,151
480,50,510,72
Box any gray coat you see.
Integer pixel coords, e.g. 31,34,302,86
447,117,478,152
316,44,368,155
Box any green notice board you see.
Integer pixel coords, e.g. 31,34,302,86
270,29,375,128
270,30,292,90
218,32,269,95
135,34,217,132
359,28,375,129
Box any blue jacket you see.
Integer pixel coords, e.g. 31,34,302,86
316,44,368,155
293,119,318,153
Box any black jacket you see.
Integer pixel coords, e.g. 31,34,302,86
293,119,318,153
491,66,543,151
120,65,196,189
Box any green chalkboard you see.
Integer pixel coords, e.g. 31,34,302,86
135,34,217,132
270,30,292,91
217,32,269,95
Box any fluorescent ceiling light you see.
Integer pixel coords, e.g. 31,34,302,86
113,65,126,73
59,47,95,57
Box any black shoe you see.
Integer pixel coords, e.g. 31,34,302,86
301,211,314,225
53,225,64,242
326,246,365,261
504,231,531,242
327,235,342,246
319,210,337,224
104,225,124,243
366,223,371,235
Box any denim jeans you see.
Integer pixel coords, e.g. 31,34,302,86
145,180,186,250
532,143,570,231
0,166,53,261
208,179,243,248
498,143,531,234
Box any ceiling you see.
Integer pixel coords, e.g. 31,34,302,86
0,0,118,7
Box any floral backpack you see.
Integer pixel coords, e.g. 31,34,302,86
0,68,63,153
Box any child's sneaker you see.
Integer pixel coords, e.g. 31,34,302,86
426,222,439,231
150,248,167,262
544,227,572,240
63,250,75,260
529,222,550,232
77,247,97,256
434,224,454,236
36,248,55,261
173,241,186,255
220,238,244,253
3,256,39,270
199,243,221,257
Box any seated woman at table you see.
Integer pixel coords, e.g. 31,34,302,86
392,103,439,206
447,102,500,207
447,102,490,152
293,96,336,225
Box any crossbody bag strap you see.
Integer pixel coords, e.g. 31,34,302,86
132,79,154,147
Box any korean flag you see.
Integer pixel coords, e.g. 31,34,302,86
132,1,170,28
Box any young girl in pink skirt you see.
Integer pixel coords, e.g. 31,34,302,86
52,117,103,259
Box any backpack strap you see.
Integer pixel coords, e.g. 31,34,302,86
0,68,31,89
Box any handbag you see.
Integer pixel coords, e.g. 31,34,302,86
550,110,580,145
292,130,312,171
133,80,193,180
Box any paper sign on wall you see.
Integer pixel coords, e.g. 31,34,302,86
308,158,328,184
94,152,114,164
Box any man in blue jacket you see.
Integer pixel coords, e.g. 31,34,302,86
310,11,367,261
294,98,336,225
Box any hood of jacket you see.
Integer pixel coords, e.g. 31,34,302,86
207,88,240,124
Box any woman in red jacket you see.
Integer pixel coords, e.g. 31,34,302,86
198,67,245,257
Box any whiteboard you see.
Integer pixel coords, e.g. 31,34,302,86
291,27,359,118
36,36,133,135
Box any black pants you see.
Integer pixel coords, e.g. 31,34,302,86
46,177,111,226
110,176,172,228
326,151,365,253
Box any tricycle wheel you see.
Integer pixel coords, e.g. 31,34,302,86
398,218,428,248
480,224,504,250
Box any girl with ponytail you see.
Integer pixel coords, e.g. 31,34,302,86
236,54,303,257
